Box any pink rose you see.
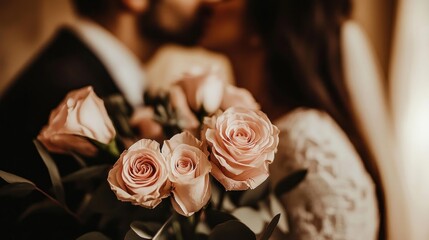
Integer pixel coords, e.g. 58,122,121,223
176,66,225,114
37,86,116,157
173,66,259,116
169,85,200,131
220,85,260,111
203,107,279,190
108,139,170,208
162,131,211,216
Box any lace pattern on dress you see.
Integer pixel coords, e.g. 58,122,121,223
269,108,379,240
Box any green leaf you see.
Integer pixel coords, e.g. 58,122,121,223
62,165,111,183
130,221,162,239
0,170,34,184
205,209,238,229
88,181,119,214
125,229,147,240
33,139,66,205
152,215,173,240
274,169,308,197
208,220,256,240
0,182,36,197
239,179,269,206
87,138,120,158
76,232,111,240
259,213,281,240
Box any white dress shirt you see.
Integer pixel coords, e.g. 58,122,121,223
71,18,145,107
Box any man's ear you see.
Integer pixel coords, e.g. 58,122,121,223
122,0,148,13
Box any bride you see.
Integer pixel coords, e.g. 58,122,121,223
199,0,384,239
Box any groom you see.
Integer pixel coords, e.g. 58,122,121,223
0,0,214,189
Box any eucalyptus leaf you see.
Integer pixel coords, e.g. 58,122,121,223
130,221,162,239
76,232,111,240
0,182,36,197
125,229,147,240
239,179,269,206
205,209,238,229
208,220,256,240
0,170,34,184
33,139,66,205
259,213,281,240
274,169,308,197
88,181,119,214
152,215,173,240
62,165,111,183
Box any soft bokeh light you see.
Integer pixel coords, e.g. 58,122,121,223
390,0,429,239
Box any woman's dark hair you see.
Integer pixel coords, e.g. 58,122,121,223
246,0,386,238
72,0,108,17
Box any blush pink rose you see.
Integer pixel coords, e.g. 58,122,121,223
162,131,211,216
203,107,279,190
37,86,116,156
174,66,259,115
108,139,170,208
220,85,260,111
169,85,200,131
176,66,225,114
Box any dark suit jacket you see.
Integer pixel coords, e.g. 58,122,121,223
0,27,126,239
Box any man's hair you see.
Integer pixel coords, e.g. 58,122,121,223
72,0,110,17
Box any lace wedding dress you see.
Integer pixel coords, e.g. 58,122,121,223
269,108,379,240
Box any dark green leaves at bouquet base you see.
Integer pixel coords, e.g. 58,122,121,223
0,182,36,197
0,170,36,197
33,139,66,205
62,165,111,183
205,209,238,229
77,231,111,240
208,220,256,240
129,221,162,239
274,169,308,197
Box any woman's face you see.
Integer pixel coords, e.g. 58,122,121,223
199,0,247,52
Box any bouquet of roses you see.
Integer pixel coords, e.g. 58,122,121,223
0,66,307,239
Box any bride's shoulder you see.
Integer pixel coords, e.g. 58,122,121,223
274,108,342,139
271,107,366,182
271,110,379,240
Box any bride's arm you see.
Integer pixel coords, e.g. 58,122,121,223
269,109,379,240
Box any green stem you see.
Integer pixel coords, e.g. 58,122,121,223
107,140,120,157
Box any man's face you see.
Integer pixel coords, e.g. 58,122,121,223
139,0,212,46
